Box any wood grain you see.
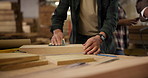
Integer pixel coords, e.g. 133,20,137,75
0,10,14,14
0,39,31,49
0,21,16,26
46,54,96,65
0,53,39,66
15,57,148,78
0,14,15,21
0,60,48,71
0,1,12,10
19,44,84,55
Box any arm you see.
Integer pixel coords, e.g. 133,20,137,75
100,0,118,41
50,0,69,45
118,18,139,26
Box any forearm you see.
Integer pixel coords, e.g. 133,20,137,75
50,0,69,33
100,0,118,40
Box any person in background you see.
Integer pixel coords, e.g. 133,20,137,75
136,0,148,22
50,0,118,55
114,4,139,55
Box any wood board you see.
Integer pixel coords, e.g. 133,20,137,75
0,60,48,71
0,53,39,66
0,1,12,10
46,54,96,65
0,39,31,49
19,44,84,55
0,21,16,26
0,14,15,21
0,10,14,14
0,26,16,32
15,57,148,78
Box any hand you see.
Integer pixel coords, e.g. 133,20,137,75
83,35,102,55
51,29,64,45
118,18,139,26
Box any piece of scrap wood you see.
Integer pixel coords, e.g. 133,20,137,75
0,60,48,71
46,54,96,65
0,53,39,65
19,44,84,55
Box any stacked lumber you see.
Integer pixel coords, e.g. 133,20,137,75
0,1,23,33
0,53,48,71
0,1,12,10
129,26,148,44
0,1,16,32
126,26,148,56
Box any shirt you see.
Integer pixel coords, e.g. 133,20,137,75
78,0,99,36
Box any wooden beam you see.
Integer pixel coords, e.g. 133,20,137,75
0,60,48,71
0,26,16,32
19,44,84,55
0,53,39,66
17,57,148,78
0,1,12,10
46,54,95,65
0,21,16,26
0,39,31,49
0,14,15,21
0,10,14,14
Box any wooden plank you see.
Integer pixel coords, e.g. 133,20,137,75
19,44,84,55
0,14,15,21
129,26,148,34
0,39,31,49
0,55,136,78
16,57,148,78
124,49,148,56
0,21,16,26
0,26,16,32
0,1,12,10
129,34,148,40
0,21,16,32
46,54,95,65
0,53,39,66
0,10,14,14
0,60,48,71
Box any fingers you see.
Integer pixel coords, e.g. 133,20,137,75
51,36,58,45
84,46,101,55
56,35,62,45
93,48,101,55
51,35,63,45
86,46,98,54
84,39,93,50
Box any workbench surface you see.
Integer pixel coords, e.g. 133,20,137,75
1,54,147,78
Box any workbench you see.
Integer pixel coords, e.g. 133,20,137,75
1,54,148,78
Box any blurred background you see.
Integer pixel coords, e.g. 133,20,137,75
0,0,147,56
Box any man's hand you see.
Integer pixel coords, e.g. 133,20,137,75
51,29,64,45
118,18,139,26
83,35,102,55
